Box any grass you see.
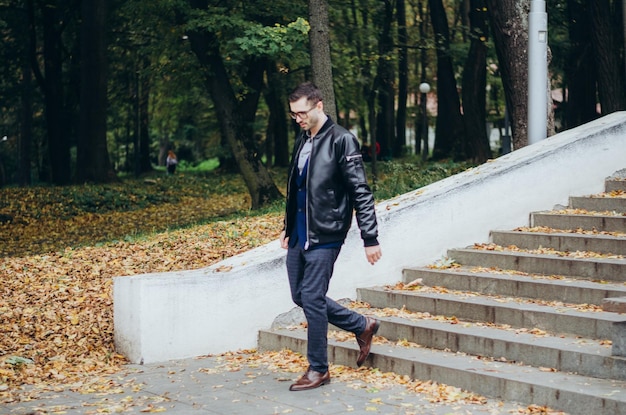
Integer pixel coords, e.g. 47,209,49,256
372,158,472,200
0,158,472,257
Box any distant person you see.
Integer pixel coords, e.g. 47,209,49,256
166,150,178,174
361,141,380,162
279,82,382,392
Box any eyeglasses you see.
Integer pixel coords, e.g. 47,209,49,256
289,105,317,120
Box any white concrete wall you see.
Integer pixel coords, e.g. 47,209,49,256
114,112,626,364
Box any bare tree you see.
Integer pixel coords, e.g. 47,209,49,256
187,1,282,209
462,0,491,162
565,0,598,129
375,0,396,160
589,0,626,114
20,5,33,186
28,0,72,184
396,0,409,156
264,64,290,168
77,0,115,183
308,0,338,122
486,0,530,149
429,0,465,160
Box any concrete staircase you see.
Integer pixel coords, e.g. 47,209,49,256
258,170,626,415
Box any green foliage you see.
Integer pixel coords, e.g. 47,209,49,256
186,6,247,33
431,256,457,269
0,158,468,256
546,1,570,82
0,0,611,186
61,185,175,214
23,159,471,220
5,356,34,371
372,158,474,200
0,170,246,221
107,0,219,173
233,18,310,57
177,158,220,172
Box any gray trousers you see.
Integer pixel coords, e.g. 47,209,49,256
286,245,367,373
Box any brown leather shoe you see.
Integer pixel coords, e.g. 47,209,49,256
289,368,331,391
355,316,380,367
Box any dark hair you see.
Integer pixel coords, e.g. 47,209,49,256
289,81,323,104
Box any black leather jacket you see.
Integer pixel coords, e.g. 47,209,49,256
284,117,379,249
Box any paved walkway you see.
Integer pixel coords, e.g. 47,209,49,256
1,354,544,415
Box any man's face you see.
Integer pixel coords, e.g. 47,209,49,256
289,97,322,131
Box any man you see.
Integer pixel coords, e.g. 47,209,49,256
279,82,382,392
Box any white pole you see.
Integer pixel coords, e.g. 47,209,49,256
527,0,548,145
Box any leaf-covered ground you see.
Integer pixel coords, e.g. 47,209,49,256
0,173,257,257
0,165,568,413
0,172,286,402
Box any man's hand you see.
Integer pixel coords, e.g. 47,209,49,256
365,245,382,265
279,230,289,249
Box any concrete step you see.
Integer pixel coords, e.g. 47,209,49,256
570,195,626,213
606,178,626,192
357,286,626,340
531,211,626,233
258,328,626,415
368,313,626,382
447,247,626,282
402,266,626,305
490,230,626,255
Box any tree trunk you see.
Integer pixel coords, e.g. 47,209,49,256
375,0,395,160
308,0,338,122
429,0,465,160
461,0,491,163
40,0,71,184
623,0,626,81
77,0,115,183
417,0,430,161
367,82,379,186
565,0,598,129
589,0,626,114
351,0,372,147
395,0,408,156
133,68,141,177
187,25,281,209
486,0,529,150
139,58,153,173
264,64,289,168
20,8,33,186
